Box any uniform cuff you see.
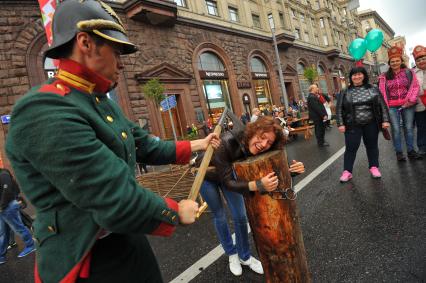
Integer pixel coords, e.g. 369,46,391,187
151,198,179,237
175,141,191,164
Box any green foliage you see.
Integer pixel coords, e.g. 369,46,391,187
303,67,318,84
142,79,165,105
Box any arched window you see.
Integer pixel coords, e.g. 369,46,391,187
198,51,232,123
297,62,309,99
317,64,328,95
198,52,225,71
250,57,267,73
250,56,271,106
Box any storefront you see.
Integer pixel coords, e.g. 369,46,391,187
198,52,233,125
250,57,272,107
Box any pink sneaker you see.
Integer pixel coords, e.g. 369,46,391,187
369,166,381,178
339,170,352,183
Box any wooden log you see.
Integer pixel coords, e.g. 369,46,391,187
233,150,310,283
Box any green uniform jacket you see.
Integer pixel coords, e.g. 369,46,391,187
6,59,191,282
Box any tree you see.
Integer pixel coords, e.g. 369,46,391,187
142,78,165,105
303,66,318,84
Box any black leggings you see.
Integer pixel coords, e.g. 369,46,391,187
344,122,379,172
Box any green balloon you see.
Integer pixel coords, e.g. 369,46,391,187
348,38,367,60
365,29,384,52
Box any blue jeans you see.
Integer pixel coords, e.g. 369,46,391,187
415,110,426,151
388,106,416,153
0,200,34,258
200,180,250,261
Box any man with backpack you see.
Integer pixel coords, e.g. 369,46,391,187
0,168,35,265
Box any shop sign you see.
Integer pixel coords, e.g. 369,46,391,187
1,115,11,124
252,72,269,79
199,71,228,79
46,70,56,78
237,81,251,89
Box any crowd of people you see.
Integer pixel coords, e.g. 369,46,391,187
336,45,425,182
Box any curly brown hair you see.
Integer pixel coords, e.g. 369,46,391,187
243,116,285,150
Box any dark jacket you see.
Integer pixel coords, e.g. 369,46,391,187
205,131,250,194
336,85,389,128
0,169,20,211
307,93,327,122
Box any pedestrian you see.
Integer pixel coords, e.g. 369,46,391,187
336,66,390,182
250,107,261,122
274,109,291,138
5,1,220,282
307,84,329,146
412,45,426,155
199,116,304,276
0,168,36,265
378,46,422,161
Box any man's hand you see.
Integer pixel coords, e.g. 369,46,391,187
338,126,346,133
382,122,390,129
190,133,220,152
178,199,199,224
260,172,278,192
289,160,305,174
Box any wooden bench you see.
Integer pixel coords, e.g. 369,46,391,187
289,125,314,140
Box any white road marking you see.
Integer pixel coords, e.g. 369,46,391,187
169,147,345,283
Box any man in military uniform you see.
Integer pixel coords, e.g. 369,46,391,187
5,1,219,282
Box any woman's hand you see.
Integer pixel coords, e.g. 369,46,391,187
260,172,278,192
289,160,305,174
382,122,390,129
190,133,220,152
338,126,346,133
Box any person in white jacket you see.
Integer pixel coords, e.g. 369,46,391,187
413,45,426,155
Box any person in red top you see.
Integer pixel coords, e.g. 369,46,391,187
378,46,421,161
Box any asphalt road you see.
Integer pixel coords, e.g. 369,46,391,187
1,126,425,283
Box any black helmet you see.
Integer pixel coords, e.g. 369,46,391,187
45,0,137,59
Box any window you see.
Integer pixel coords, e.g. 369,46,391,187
343,7,347,15
250,57,268,73
320,18,324,28
229,7,239,22
198,52,225,71
315,35,319,45
365,21,371,30
311,17,315,27
291,9,296,18
252,14,261,28
279,12,285,27
206,0,218,16
295,28,301,39
300,13,305,22
174,0,186,7
304,31,310,42
268,13,274,29
323,35,329,46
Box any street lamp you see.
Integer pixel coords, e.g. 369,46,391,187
269,16,289,113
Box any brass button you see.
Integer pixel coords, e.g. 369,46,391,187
162,210,167,215
47,226,56,233
106,115,114,123
121,131,127,139
171,215,176,221
95,97,100,103
56,84,64,90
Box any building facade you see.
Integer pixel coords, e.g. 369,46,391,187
0,0,388,165
358,9,395,75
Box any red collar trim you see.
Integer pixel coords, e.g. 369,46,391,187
56,59,112,94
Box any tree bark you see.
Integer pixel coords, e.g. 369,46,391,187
233,150,310,283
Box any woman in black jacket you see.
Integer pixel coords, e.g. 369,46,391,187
336,66,390,182
200,116,305,276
